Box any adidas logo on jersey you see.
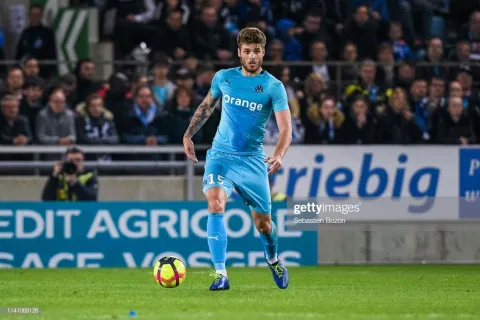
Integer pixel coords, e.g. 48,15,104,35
223,94,263,111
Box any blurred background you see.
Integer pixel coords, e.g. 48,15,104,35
0,0,479,268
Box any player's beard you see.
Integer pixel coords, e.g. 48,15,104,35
240,58,262,74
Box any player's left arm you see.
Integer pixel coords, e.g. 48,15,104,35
265,82,292,174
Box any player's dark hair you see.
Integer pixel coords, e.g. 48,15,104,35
237,27,267,48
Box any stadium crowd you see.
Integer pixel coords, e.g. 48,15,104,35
0,0,479,149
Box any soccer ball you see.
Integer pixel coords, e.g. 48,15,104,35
153,256,186,288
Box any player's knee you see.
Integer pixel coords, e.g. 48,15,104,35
208,199,226,213
206,189,227,213
254,218,271,235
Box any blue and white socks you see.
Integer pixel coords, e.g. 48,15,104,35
260,221,279,265
207,212,228,277
207,212,279,275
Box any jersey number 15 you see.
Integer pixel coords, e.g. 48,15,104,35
207,173,224,185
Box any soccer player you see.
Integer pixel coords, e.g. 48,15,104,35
183,27,292,291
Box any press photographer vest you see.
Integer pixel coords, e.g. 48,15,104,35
56,172,93,201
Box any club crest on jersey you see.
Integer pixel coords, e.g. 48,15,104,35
255,85,264,93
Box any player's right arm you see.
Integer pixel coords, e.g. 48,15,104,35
183,71,224,162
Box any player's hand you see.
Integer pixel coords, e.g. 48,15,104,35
265,155,282,175
183,136,198,163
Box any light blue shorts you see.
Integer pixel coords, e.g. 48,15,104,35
202,149,271,214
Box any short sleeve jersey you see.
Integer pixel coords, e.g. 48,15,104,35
209,67,289,156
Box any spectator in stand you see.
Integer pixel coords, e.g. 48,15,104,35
303,96,344,144
175,68,195,91
418,37,449,80
1,68,25,101
129,73,149,102
21,57,41,83
108,0,156,57
264,110,305,145
265,39,284,63
298,72,328,124
218,0,247,37
342,5,378,60
448,40,479,80
275,19,302,61
193,63,215,103
76,93,119,145
244,19,276,43
153,9,192,61
299,40,333,84
150,53,177,110
344,60,391,118
337,96,376,144
103,72,132,130
0,95,32,146
121,86,169,146
297,10,331,61
36,89,76,146
395,61,416,91
454,65,480,110
376,43,395,87
459,11,480,61
271,0,320,25
73,59,101,107
19,77,44,137
54,74,78,107
168,86,201,144
409,79,431,141
389,21,411,61
178,55,200,75
450,40,472,64
448,80,463,98
41,73,77,107
350,0,390,23
271,65,300,118
426,76,447,110
377,87,423,144
154,0,191,25
340,42,359,85
430,96,476,145
15,4,57,79
192,6,234,61
266,66,305,145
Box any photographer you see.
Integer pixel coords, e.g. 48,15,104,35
41,146,98,201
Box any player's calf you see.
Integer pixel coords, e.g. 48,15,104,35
252,211,289,289
206,188,228,286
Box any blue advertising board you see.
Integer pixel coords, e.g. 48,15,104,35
459,148,480,219
0,202,318,268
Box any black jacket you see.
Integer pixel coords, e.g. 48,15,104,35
41,170,99,201
0,116,32,145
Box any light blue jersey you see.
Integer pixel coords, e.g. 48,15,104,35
210,67,289,156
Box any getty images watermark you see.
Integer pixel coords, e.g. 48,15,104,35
286,200,362,231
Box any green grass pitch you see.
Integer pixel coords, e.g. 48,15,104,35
0,265,479,320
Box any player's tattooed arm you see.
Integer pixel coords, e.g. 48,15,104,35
184,90,217,138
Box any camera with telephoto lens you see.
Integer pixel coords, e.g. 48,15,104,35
61,161,77,175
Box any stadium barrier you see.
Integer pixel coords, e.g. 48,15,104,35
0,201,317,268
0,145,210,200
1,145,479,266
